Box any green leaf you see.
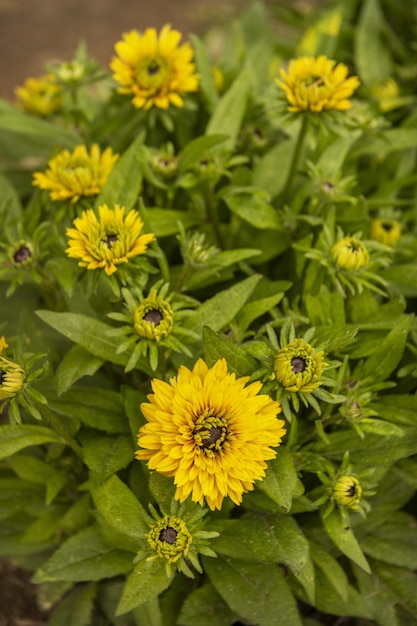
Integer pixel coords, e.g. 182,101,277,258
185,248,261,291
81,433,135,483
202,326,257,376
179,134,228,174
224,188,282,230
235,284,289,332
144,207,200,237
7,453,54,484
33,525,134,582
322,509,370,573
204,555,303,626
252,139,295,199
95,132,145,210
361,521,417,569
189,35,219,112
0,172,22,223
354,0,393,87
257,447,299,512
178,582,236,626
357,315,410,382
373,562,417,617
351,129,417,159
116,558,174,616
205,69,250,150
0,425,63,461
314,568,372,619
56,345,104,395
309,540,349,601
91,475,149,540
353,565,400,626
22,505,67,543
186,274,260,333
48,583,97,626
148,472,176,516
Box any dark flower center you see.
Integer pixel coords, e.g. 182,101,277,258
381,221,393,232
13,246,32,264
159,526,177,544
291,357,306,374
201,425,224,449
0,371,5,385
347,484,357,498
147,60,161,76
102,233,118,248
143,309,163,326
347,242,361,253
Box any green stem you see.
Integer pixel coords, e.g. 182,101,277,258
282,114,310,205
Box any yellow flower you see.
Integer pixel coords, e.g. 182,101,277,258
66,204,155,276
110,25,199,109
370,219,401,247
147,515,192,564
331,237,369,271
332,475,362,510
133,290,174,341
0,337,8,356
32,144,119,203
274,338,327,393
276,55,360,113
136,358,286,511
0,357,25,400
15,73,63,117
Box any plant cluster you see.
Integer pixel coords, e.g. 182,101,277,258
1,0,417,624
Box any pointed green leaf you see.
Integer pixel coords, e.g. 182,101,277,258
257,447,299,512
56,345,104,395
116,558,174,616
322,509,370,573
202,326,257,376
0,425,63,461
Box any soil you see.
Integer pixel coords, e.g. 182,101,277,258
0,0,249,100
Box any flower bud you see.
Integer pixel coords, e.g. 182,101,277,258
331,237,369,271
0,357,25,400
274,338,327,393
370,219,401,247
332,475,362,510
147,515,192,563
133,290,174,341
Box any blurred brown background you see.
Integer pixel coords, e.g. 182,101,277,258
0,0,250,100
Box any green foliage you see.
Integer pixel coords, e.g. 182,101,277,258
1,1,417,624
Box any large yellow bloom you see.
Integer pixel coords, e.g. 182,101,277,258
66,204,155,276
136,358,286,511
15,73,63,117
32,144,119,203
276,55,360,113
110,25,199,109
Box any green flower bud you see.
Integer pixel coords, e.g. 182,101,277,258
9,241,34,268
331,237,369,271
133,290,174,341
332,475,362,510
0,357,25,400
152,154,179,179
370,219,401,247
274,338,327,393
147,514,192,563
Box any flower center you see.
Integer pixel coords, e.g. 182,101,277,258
291,356,307,374
347,241,361,253
347,483,357,498
301,74,324,88
0,371,5,385
193,411,229,456
381,221,393,232
136,57,170,90
143,309,163,326
102,233,118,248
159,526,177,544
13,246,32,264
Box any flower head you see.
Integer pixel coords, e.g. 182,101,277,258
147,514,192,564
276,55,360,113
32,144,119,203
370,219,401,247
332,475,362,511
136,358,286,510
0,357,25,400
133,290,174,341
274,338,327,393
110,25,199,109
331,237,369,270
9,241,34,268
66,204,155,276
15,74,63,117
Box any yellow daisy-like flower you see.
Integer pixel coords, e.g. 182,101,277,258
370,219,401,247
274,338,327,393
136,358,286,511
332,475,362,511
66,204,155,276
331,237,369,270
0,357,25,400
32,144,119,203
276,55,360,113
110,24,199,109
15,73,63,117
